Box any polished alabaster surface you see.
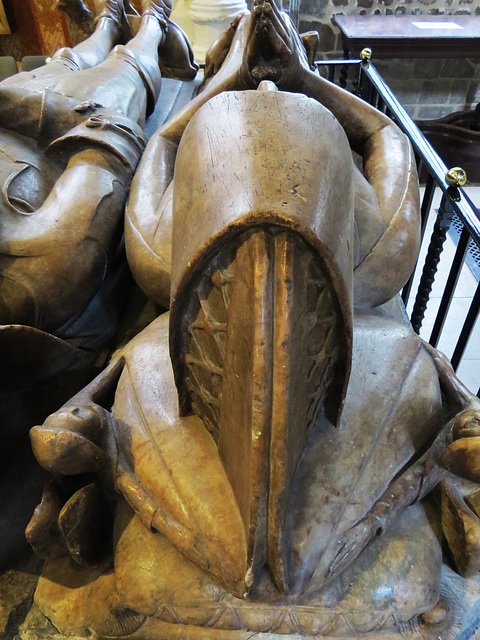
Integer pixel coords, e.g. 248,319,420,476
1,1,480,639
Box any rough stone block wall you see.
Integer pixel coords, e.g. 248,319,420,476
298,0,480,119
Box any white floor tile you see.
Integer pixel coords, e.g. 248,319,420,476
455,359,480,396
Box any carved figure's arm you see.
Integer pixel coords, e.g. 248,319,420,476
0,87,45,138
0,148,130,330
157,14,252,144
255,0,420,307
0,148,128,253
326,426,450,580
297,74,420,308
0,87,87,143
125,129,178,307
157,5,420,307
328,346,480,582
299,69,418,221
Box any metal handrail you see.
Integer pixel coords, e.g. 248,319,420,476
315,57,480,241
361,61,480,243
316,57,480,395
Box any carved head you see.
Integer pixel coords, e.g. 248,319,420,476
168,86,354,590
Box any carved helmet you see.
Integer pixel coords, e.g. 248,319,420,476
169,85,355,591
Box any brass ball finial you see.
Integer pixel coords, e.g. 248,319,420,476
446,167,467,187
360,47,372,61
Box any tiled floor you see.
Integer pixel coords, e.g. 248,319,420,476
406,186,480,395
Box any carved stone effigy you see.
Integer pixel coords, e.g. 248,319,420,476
0,0,198,569
4,1,480,639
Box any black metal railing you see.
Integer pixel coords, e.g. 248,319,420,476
317,58,480,396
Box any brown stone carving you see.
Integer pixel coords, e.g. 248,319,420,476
0,0,171,332
0,0,197,567
58,0,198,78
16,1,480,638
126,0,420,312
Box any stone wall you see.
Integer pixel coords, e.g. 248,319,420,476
299,0,480,119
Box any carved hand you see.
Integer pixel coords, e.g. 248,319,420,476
327,514,383,579
240,0,311,89
204,14,244,81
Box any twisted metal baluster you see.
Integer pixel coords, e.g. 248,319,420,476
410,195,454,333
402,174,436,306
